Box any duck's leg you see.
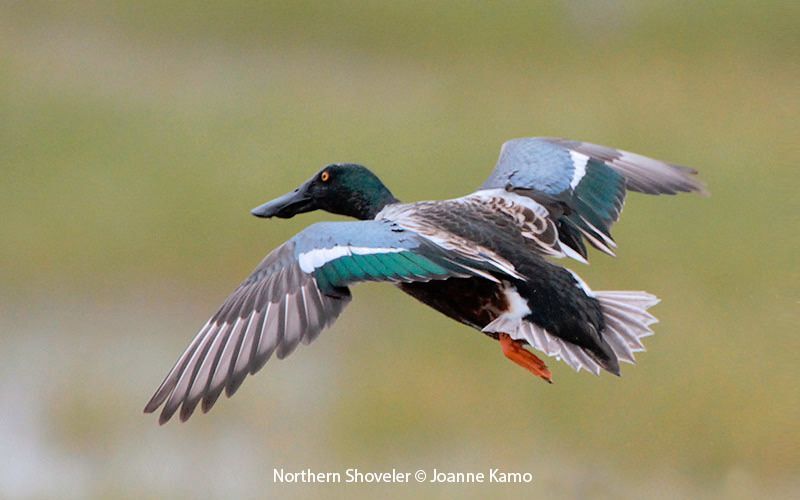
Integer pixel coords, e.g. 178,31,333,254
498,333,553,383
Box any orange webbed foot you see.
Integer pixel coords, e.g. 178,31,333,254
499,333,553,383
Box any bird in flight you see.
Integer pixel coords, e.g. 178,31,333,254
145,137,706,424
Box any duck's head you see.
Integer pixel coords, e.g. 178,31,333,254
251,164,398,221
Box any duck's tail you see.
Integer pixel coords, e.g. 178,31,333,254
594,290,660,367
485,289,660,376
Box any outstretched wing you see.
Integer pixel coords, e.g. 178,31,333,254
482,137,707,259
144,219,490,424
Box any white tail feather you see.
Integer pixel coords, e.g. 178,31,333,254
596,290,659,365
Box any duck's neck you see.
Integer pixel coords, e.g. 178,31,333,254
355,189,400,220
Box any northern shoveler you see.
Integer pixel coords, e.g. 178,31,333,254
145,137,706,424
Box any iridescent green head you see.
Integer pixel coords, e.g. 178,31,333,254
251,164,398,221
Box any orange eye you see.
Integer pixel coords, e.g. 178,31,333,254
321,171,330,182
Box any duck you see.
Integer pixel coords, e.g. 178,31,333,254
145,137,706,424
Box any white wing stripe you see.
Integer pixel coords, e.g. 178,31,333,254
297,246,406,273
569,151,590,189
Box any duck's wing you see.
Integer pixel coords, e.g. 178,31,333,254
144,219,491,424
481,137,707,259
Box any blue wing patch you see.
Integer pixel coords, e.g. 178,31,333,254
482,138,577,194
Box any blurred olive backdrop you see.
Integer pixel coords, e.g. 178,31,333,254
1,1,798,498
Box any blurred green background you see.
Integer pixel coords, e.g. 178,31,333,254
1,1,797,498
